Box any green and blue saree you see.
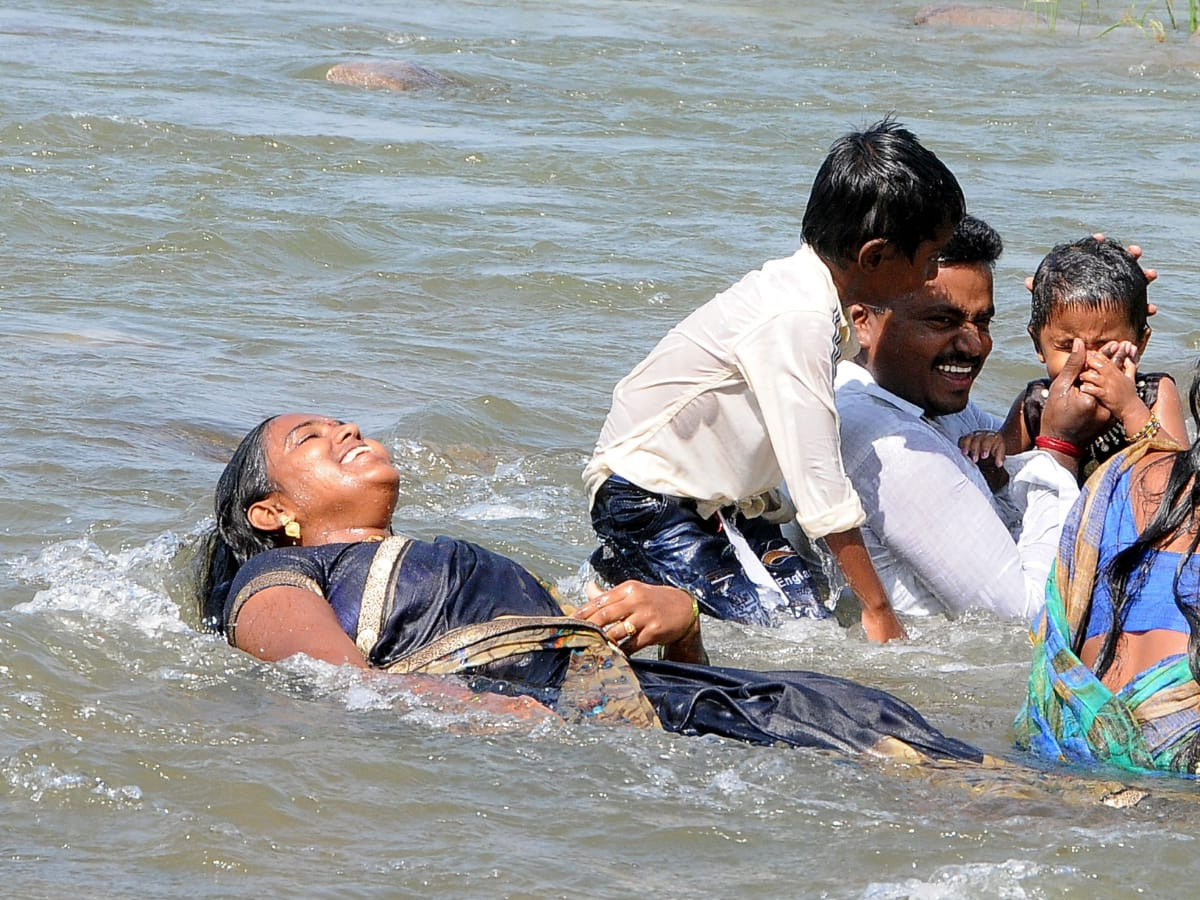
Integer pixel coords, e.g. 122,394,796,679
1014,436,1200,775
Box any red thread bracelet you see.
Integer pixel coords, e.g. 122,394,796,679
1035,435,1083,459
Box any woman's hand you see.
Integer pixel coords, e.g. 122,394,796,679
1039,339,1109,452
573,580,701,658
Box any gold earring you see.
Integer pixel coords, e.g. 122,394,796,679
281,517,301,540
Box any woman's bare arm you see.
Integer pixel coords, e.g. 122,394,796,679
1151,375,1188,447
234,585,368,667
233,585,558,721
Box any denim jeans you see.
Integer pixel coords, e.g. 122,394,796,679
589,475,827,626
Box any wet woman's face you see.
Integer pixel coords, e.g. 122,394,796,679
260,413,400,520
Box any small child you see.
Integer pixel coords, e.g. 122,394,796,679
961,236,1185,482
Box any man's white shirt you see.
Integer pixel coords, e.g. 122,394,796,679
829,361,1080,620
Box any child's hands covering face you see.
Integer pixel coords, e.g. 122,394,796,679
1079,340,1149,433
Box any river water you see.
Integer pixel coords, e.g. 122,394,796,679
4,1,1200,897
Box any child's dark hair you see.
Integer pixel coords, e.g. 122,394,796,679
801,117,965,265
1029,236,1148,338
939,215,1003,268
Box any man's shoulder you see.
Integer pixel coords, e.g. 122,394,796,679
837,387,937,464
711,246,836,317
835,363,925,430
836,382,909,424
934,401,1004,440
836,373,973,473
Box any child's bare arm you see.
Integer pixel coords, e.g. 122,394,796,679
1079,341,1186,446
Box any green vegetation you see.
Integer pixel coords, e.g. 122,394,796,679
1022,0,1200,35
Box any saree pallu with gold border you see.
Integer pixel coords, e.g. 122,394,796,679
1013,436,1200,775
357,537,982,761
231,534,983,762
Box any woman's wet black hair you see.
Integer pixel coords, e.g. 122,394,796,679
801,117,965,264
197,417,280,632
1080,363,1200,765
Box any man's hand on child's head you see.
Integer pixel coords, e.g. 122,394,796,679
1124,243,1157,293
1094,234,1157,289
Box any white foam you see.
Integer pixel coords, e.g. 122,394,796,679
458,500,537,521
2,757,144,808
8,532,189,636
860,859,1075,900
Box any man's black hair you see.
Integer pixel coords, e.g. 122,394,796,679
939,215,1003,268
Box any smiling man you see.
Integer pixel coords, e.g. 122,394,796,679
830,217,1104,619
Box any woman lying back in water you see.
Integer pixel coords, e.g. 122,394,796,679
197,412,981,760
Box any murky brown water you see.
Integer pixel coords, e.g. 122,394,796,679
4,2,1200,897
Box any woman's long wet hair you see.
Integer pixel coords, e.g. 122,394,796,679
1079,368,1200,692
197,417,281,632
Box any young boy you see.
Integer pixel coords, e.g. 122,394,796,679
584,119,965,643
961,236,1185,483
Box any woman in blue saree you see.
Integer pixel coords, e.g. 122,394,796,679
198,412,981,762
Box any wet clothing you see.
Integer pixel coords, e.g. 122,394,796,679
582,244,863,625
1021,372,1169,479
1083,471,1198,641
589,474,825,626
226,538,560,672
1014,436,1200,775
222,536,979,761
583,244,864,539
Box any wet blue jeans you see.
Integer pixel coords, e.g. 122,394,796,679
588,475,827,626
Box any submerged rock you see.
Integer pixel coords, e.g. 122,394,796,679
325,60,453,92
914,4,1043,27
